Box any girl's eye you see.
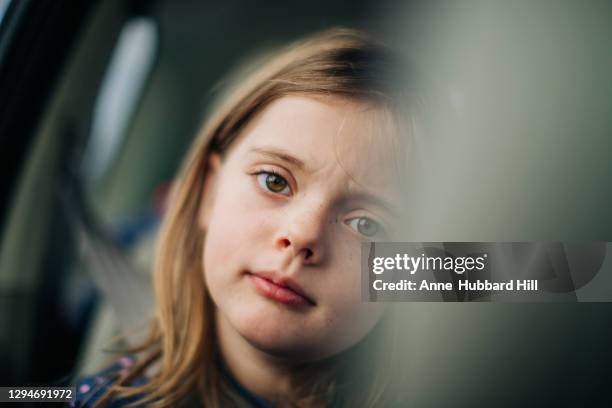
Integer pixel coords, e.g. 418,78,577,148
256,172,291,196
347,217,380,238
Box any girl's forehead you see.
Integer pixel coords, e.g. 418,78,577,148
233,96,401,187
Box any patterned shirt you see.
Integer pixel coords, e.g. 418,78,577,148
70,355,147,407
70,355,273,407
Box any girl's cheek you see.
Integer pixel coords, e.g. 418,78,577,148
211,175,279,246
320,247,363,306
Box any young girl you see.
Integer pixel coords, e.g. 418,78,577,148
73,27,414,407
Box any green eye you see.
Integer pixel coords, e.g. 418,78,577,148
347,217,380,237
256,172,291,195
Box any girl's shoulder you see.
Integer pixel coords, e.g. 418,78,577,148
70,355,148,407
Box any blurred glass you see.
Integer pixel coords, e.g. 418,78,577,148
0,0,10,28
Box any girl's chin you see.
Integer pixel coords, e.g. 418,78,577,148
233,316,329,360
245,337,320,362
248,339,347,364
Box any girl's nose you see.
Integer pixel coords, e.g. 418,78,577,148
275,207,328,265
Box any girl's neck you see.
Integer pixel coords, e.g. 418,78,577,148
215,309,298,405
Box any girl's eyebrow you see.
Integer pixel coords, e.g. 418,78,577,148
349,191,401,218
249,146,306,170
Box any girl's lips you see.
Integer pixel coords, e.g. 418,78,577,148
247,272,315,307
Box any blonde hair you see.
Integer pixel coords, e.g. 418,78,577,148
96,27,411,407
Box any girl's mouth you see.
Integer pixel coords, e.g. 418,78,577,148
247,272,316,307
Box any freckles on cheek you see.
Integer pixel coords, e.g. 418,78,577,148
336,242,363,291
210,185,277,252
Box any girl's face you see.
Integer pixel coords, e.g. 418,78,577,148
201,96,402,362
